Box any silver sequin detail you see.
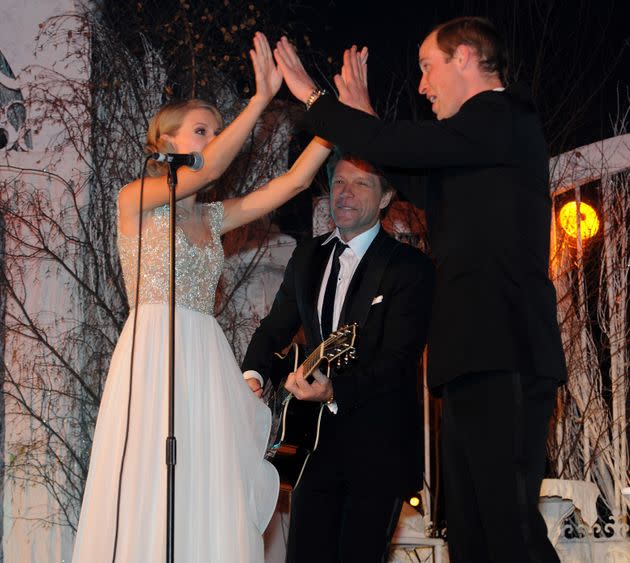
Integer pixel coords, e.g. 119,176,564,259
118,202,224,316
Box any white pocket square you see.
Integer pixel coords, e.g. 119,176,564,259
371,295,383,305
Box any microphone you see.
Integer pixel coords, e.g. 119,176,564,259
151,152,204,171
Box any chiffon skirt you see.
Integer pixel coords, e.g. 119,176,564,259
72,304,279,562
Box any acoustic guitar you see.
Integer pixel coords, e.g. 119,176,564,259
265,323,358,488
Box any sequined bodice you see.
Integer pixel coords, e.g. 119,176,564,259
118,202,224,316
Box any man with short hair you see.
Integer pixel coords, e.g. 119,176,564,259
274,16,567,563
243,152,434,563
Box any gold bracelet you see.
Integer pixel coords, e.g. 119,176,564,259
305,88,326,110
325,392,334,405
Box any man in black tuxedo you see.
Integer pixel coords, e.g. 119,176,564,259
242,151,434,563
273,16,567,563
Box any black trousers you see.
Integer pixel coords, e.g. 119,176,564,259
285,440,403,563
441,371,560,563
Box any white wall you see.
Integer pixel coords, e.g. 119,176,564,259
0,2,90,561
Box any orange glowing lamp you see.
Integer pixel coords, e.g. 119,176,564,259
559,201,599,239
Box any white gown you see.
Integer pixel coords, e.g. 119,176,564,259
72,201,278,563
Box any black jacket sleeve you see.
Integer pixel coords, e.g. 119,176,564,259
303,91,512,170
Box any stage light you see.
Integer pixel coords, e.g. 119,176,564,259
559,201,599,239
409,496,420,507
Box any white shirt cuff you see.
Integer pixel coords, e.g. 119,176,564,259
243,370,264,387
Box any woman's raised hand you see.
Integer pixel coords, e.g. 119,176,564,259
250,31,283,104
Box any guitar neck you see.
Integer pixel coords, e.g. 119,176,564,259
273,324,357,394
273,344,327,408
302,352,321,378
302,334,341,377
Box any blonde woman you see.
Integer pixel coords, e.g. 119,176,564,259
72,32,330,563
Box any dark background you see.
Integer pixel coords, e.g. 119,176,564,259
292,0,630,155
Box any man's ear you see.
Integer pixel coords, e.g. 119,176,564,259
379,190,394,210
454,44,473,70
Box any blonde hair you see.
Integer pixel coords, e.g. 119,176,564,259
144,99,223,177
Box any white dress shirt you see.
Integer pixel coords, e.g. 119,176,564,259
317,222,380,336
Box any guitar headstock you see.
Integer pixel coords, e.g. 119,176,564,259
317,322,358,372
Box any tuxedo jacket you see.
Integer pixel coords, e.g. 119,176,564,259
302,86,568,392
242,228,434,493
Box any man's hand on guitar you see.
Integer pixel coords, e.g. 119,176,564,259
285,366,333,403
246,377,264,399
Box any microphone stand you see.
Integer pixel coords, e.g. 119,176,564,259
166,163,178,563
